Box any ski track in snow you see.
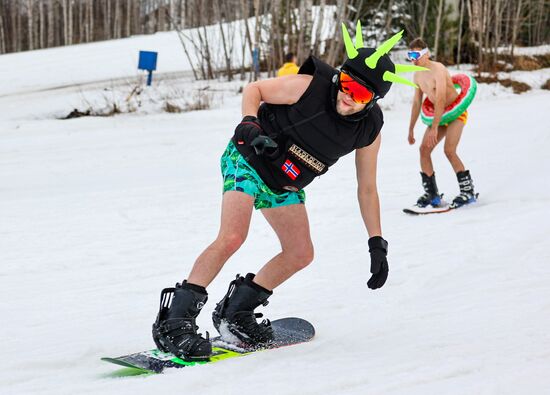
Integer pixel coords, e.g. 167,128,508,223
1,40,550,395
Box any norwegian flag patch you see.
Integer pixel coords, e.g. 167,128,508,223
281,159,300,180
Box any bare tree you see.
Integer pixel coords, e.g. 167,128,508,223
433,0,444,60
384,0,394,35
47,0,55,47
457,0,465,67
26,0,34,50
214,1,235,81
311,0,326,57
15,0,21,51
326,0,348,66
492,0,502,66
296,0,313,62
510,0,524,57
0,4,6,53
420,0,429,38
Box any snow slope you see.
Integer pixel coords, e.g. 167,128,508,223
1,33,550,395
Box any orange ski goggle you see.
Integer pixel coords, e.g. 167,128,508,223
338,71,376,104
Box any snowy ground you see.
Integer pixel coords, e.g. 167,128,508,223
1,33,550,395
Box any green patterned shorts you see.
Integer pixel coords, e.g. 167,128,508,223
221,141,305,210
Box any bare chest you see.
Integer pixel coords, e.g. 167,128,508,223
416,74,459,105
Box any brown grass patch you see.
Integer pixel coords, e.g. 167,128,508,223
493,53,549,71
476,75,500,84
534,53,550,68
498,78,531,93
163,102,183,113
542,79,550,90
476,75,531,93
513,56,542,71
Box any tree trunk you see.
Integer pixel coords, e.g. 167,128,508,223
47,0,54,47
492,0,501,66
510,0,523,57
0,5,6,53
106,0,111,39
433,0,444,60
326,0,348,66
312,0,326,57
27,0,34,50
457,0,464,67
296,0,312,63
270,0,282,71
483,0,491,69
240,0,253,81
114,0,120,39
420,0,429,38
384,0,394,35
15,1,21,51
252,0,261,80
88,0,94,42
503,0,511,47
68,0,73,45
215,1,234,81
125,0,131,36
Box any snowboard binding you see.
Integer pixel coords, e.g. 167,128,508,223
450,170,477,209
212,273,274,348
152,283,212,362
416,172,445,208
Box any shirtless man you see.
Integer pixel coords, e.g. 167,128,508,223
407,38,476,209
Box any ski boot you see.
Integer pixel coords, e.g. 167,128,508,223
212,273,274,347
416,172,444,207
152,282,212,361
451,170,477,208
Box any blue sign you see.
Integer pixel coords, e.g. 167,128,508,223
252,48,260,75
138,51,158,86
138,51,158,71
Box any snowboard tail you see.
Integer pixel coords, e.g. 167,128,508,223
101,317,314,374
403,202,451,215
403,194,479,215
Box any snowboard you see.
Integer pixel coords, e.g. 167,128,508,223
101,317,314,374
403,195,479,215
403,202,451,215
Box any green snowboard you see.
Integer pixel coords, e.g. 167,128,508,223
102,317,315,374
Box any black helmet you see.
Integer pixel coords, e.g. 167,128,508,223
341,21,427,98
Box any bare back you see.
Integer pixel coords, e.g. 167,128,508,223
414,61,458,106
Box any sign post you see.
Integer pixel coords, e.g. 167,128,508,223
138,51,158,86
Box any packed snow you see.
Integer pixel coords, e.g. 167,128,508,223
1,30,550,395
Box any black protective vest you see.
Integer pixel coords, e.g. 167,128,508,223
233,56,384,193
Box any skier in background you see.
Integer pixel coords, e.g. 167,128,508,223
277,52,300,77
151,23,426,362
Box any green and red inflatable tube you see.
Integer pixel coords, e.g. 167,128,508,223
421,74,477,126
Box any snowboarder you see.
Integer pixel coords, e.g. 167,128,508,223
151,22,426,362
406,38,477,209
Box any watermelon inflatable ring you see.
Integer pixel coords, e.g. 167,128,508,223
421,74,477,126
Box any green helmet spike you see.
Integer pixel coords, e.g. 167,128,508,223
354,20,364,49
383,71,419,88
365,30,404,69
341,23,359,60
394,64,429,73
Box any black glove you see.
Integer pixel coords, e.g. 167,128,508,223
234,116,278,155
234,116,262,146
367,236,389,290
